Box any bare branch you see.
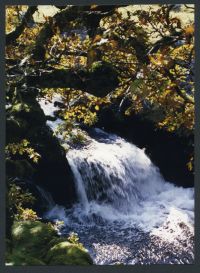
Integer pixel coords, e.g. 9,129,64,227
184,5,194,10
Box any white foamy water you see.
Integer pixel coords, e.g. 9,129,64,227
39,96,194,264
61,129,194,232
38,94,63,130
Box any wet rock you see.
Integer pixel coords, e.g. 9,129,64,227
6,87,77,208
28,125,77,207
6,159,35,178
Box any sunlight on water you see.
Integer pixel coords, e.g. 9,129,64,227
39,96,194,264
63,128,194,232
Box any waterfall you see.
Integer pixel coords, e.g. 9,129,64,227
39,96,194,264
39,96,194,231
67,129,163,213
64,128,194,230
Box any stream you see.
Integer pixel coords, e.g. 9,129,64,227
38,96,194,265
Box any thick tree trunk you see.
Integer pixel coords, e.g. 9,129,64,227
27,69,87,90
26,63,119,97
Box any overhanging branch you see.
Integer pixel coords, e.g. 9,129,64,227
32,5,126,60
27,69,87,90
26,65,119,97
164,68,194,105
6,6,38,45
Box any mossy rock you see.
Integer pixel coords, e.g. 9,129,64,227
47,237,68,249
6,251,46,266
11,101,46,125
45,241,93,265
27,125,66,162
10,221,93,265
11,220,57,260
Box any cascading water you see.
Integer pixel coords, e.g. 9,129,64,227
39,96,194,265
65,129,194,226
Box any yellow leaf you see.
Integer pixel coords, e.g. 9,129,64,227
33,157,38,163
187,161,193,171
184,25,194,35
91,5,98,10
95,105,99,111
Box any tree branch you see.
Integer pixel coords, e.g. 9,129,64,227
184,5,194,10
62,50,88,57
27,69,87,89
164,68,194,104
6,6,38,45
32,5,126,60
26,65,119,97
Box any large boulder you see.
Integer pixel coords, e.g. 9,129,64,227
28,125,77,207
11,101,46,126
6,87,77,208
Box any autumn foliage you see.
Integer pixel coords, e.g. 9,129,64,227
5,5,194,184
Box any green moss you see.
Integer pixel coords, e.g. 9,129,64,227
90,61,105,72
90,61,114,73
45,241,93,265
11,220,57,259
11,101,46,125
9,220,93,265
7,251,46,266
70,132,87,145
47,237,67,249
12,103,30,113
